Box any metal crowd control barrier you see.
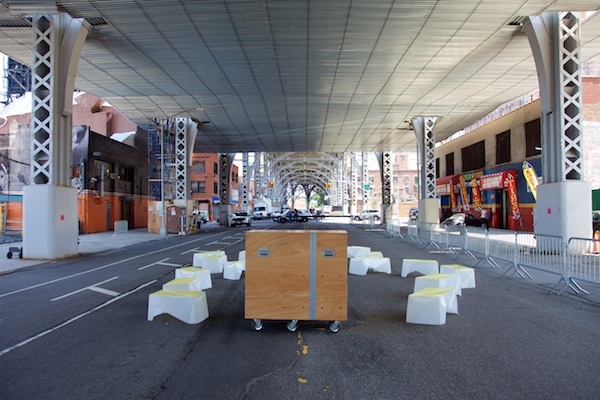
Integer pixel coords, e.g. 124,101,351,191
514,233,569,291
486,228,518,271
378,217,598,296
407,221,419,242
565,237,599,295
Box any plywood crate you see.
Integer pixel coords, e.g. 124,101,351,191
245,230,347,322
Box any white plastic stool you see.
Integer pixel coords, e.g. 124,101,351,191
192,251,226,267
365,257,392,274
406,288,453,325
203,255,227,274
175,267,212,290
223,261,244,280
366,251,384,258
238,250,246,261
401,259,439,277
440,264,476,289
349,257,369,275
347,246,371,258
414,273,462,296
162,277,201,292
147,290,209,324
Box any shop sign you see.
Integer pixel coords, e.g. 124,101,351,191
505,172,520,219
479,170,516,190
471,177,482,208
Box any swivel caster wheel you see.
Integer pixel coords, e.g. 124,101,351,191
252,319,263,331
329,321,341,333
287,320,299,332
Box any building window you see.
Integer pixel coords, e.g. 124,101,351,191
213,162,218,174
496,130,511,164
525,118,541,157
369,176,374,183
462,140,485,172
191,181,205,194
393,176,398,183
403,175,409,185
192,161,205,174
435,158,440,178
213,182,218,194
446,153,454,175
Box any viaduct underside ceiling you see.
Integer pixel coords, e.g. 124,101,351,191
1,1,600,158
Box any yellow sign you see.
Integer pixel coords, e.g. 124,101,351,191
522,161,538,201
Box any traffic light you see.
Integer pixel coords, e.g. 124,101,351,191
326,182,332,188
268,181,275,188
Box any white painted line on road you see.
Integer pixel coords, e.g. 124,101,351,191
0,280,157,357
0,230,233,299
155,261,180,267
51,276,120,301
181,247,203,254
88,287,120,297
137,257,170,271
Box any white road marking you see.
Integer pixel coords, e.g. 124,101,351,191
0,280,157,357
88,287,120,297
137,257,170,271
51,277,120,301
155,261,181,267
0,232,224,299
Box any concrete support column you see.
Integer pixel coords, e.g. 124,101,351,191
362,152,368,210
413,117,440,224
377,152,393,223
525,12,590,239
173,117,198,203
242,153,250,213
219,153,234,226
22,13,90,258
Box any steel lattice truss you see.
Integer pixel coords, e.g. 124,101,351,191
266,152,347,203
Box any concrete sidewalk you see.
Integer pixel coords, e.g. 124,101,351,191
0,223,222,276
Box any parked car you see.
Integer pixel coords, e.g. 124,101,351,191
278,209,311,223
353,209,381,221
593,211,600,239
229,211,251,227
409,207,419,221
441,213,488,229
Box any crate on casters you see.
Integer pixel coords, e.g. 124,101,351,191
245,230,347,333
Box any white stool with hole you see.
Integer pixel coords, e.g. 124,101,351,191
162,277,201,292
223,261,245,280
192,251,226,267
175,267,212,290
401,259,439,277
440,264,476,289
406,288,454,325
147,290,209,324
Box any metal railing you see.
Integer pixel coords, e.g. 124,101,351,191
382,220,600,296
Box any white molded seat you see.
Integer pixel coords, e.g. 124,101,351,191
414,273,462,297
406,288,454,325
401,259,439,277
223,261,245,280
349,257,369,275
349,256,392,275
347,246,371,258
440,264,476,289
238,250,246,261
203,255,228,274
192,251,226,267
175,267,212,290
147,290,209,324
162,277,201,292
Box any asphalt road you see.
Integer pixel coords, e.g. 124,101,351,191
1,219,600,400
